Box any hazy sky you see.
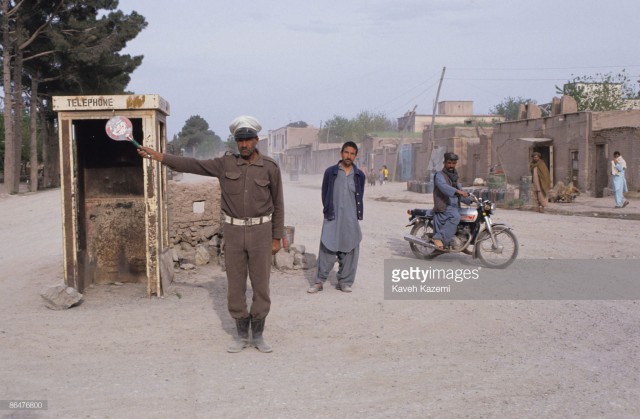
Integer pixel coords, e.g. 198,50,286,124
120,0,640,139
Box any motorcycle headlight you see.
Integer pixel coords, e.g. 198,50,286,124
484,202,495,214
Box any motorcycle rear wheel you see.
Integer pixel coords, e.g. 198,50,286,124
476,226,518,269
409,221,440,259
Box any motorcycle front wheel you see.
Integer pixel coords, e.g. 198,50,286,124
476,226,518,269
409,221,441,260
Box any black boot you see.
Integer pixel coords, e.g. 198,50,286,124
227,317,250,353
250,316,273,353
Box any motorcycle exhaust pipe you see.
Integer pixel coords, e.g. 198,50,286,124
403,233,437,249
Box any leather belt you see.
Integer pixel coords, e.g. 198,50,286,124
224,213,272,226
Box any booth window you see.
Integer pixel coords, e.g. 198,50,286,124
74,118,144,198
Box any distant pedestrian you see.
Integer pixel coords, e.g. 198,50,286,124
368,167,376,186
308,141,365,294
612,151,629,208
529,152,550,213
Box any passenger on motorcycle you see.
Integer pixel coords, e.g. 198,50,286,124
431,152,474,249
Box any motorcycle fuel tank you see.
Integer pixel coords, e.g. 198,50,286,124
459,207,478,222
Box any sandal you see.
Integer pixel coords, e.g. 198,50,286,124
432,239,444,250
307,283,323,294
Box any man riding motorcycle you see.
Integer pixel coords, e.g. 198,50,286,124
431,152,474,249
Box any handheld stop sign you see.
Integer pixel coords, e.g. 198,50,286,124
105,116,142,148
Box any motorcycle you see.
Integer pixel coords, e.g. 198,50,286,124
403,193,518,268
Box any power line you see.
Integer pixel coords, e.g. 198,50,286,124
448,65,640,71
371,70,442,112
447,77,570,81
382,80,440,116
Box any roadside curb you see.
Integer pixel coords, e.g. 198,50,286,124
504,205,640,221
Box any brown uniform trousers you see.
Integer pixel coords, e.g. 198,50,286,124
162,151,284,322
224,221,273,319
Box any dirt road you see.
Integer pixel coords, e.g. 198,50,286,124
1,176,639,418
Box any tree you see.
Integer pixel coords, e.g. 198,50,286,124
34,1,146,189
1,0,147,192
170,115,224,158
225,134,238,154
555,70,638,111
0,111,4,173
287,121,308,128
319,111,396,143
354,110,396,135
1,0,18,191
2,0,64,192
320,115,350,143
489,96,536,121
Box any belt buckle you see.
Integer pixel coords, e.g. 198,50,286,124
244,217,252,226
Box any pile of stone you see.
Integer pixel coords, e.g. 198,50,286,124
274,243,317,271
171,226,223,270
167,177,317,272
172,231,317,272
167,178,223,270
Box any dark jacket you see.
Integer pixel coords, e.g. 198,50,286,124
433,170,461,213
322,162,365,221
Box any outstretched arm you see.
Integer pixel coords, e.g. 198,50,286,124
137,146,163,162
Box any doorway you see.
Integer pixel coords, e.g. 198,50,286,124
570,150,579,189
74,118,147,286
595,144,609,197
398,143,413,181
532,144,553,186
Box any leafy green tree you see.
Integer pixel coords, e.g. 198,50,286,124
320,115,350,143
319,111,396,143
287,121,308,128
170,115,224,158
354,111,395,135
1,0,147,192
225,134,238,154
39,3,146,94
489,97,535,121
555,70,638,111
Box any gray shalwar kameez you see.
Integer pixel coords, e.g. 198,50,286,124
316,167,362,286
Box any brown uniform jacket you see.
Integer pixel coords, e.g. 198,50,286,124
163,151,284,239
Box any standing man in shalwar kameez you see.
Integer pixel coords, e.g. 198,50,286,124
529,152,550,213
308,141,365,294
612,151,629,208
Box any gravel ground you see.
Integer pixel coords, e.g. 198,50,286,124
1,175,639,418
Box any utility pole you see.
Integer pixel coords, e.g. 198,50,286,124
425,66,446,174
393,105,416,181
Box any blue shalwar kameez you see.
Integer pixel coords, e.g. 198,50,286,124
432,171,472,247
612,160,628,208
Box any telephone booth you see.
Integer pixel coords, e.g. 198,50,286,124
53,95,172,297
